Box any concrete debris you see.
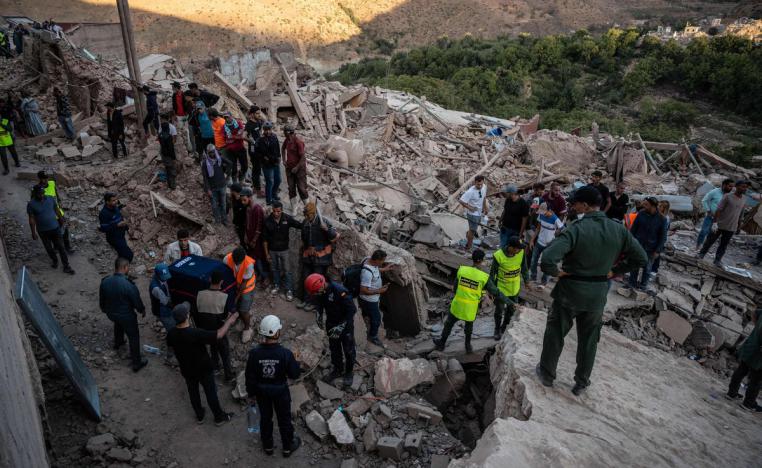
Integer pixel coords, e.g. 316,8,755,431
377,436,404,461
362,419,380,452
374,357,435,396
340,459,359,468
404,431,424,455
426,358,466,408
316,380,344,400
345,394,374,418
85,433,116,455
327,409,355,445
291,326,325,369
404,402,443,425
289,383,310,417
304,410,329,440
656,310,693,344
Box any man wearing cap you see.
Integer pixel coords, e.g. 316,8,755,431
281,125,308,211
28,184,75,274
164,228,203,264
37,170,73,253
458,175,487,251
105,102,127,158
100,257,146,372
225,247,257,343
171,82,192,153
223,111,248,184
167,302,238,425
245,314,302,457
498,184,529,249
628,197,666,291
257,121,281,206
98,192,133,262
150,263,175,332
435,249,509,353
537,186,647,396
490,236,529,340
201,145,228,225
245,106,265,197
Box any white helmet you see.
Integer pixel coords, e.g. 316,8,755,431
259,315,282,337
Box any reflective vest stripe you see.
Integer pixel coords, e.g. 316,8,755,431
0,118,12,147
493,248,524,297
450,266,489,322
224,254,256,293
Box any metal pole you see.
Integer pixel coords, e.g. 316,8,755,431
116,0,146,139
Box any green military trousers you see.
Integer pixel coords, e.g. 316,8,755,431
539,300,603,387
494,294,517,334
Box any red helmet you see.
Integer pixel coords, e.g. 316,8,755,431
304,273,326,295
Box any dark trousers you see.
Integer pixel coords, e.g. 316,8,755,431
210,335,233,380
700,229,734,262
163,159,177,189
328,321,356,375
235,224,246,246
256,390,294,451
494,296,516,334
249,151,262,190
111,133,127,158
728,360,762,406
227,148,248,182
0,144,20,171
286,166,308,200
62,226,72,252
107,233,134,262
142,110,159,134
539,301,603,387
439,312,473,347
110,313,142,367
39,228,69,267
184,371,225,420
359,298,382,339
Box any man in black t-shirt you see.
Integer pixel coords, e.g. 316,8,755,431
587,171,611,213
498,184,530,248
167,302,239,425
607,182,629,222
245,106,265,197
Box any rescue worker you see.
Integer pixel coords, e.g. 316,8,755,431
0,111,20,175
305,273,356,387
490,236,528,340
98,192,133,261
537,186,647,396
37,170,73,253
300,202,339,311
245,315,302,457
149,263,175,332
434,249,510,353
224,247,256,343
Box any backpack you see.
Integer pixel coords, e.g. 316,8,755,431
342,260,372,298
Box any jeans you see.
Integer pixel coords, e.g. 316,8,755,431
210,188,227,224
158,314,176,333
176,116,192,151
0,144,20,171
184,371,225,420
500,227,520,249
210,335,233,380
699,229,734,262
439,312,473,347
142,110,159,134
226,148,248,183
270,250,292,291
58,115,75,139
728,359,761,407
107,233,133,262
249,151,262,190
529,243,548,283
254,254,269,284
629,254,656,289
38,228,69,267
256,390,294,451
328,319,356,375
109,313,142,367
262,165,281,205
696,215,714,248
164,159,177,189
359,298,381,339
110,133,127,158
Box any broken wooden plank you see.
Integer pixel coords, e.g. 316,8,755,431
642,141,681,151
150,191,205,226
213,71,253,108
636,133,663,175
696,145,755,177
395,132,425,159
684,143,705,177
273,55,315,132
439,134,479,153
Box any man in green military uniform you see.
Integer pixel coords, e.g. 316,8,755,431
490,236,529,340
726,308,762,413
37,170,73,253
434,249,511,353
537,186,647,396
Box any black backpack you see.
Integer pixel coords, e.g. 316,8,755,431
342,260,372,298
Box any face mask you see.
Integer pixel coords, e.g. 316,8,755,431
577,213,585,220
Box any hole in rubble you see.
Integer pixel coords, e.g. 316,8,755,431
440,354,494,449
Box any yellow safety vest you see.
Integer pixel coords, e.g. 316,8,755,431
43,180,65,216
493,248,524,297
0,118,12,147
450,265,490,322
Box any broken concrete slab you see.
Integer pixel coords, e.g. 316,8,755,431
59,146,80,159
346,394,373,418
291,325,325,369
81,144,102,158
656,310,693,344
374,357,435,396
430,454,451,468
340,459,359,468
404,431,423,455
377,436,403,461
426,358,466,408
36,147,59,159
289,383,310,417
657,288,694,313
305,410,329,440
150,191,205,226
327,409,354,445
362,419,380,452
404,402,443,425
316,380,344,400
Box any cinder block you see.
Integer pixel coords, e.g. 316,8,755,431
377,436,403,461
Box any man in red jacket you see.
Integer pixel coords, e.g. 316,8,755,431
281,125,308,213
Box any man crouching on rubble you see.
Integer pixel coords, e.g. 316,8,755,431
536,186,646,396
305,273,356,387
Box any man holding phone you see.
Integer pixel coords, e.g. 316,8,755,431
358,249,393,347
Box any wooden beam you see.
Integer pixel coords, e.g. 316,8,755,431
696,145,755,177
636,134,663,175
213,71,253,108
273,55,315,132
642,141,681,151
446,146,519,210
669,251,762,292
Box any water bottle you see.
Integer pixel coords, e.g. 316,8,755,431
142,344,161,355
247,405,260,434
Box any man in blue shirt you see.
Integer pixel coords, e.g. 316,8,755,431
696,179,734,250
27,185,74,274
99,192,133,261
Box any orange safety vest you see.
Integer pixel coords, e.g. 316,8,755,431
224,254,256,294
624,212,638,230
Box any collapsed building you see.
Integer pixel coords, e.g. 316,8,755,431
1,21,761,468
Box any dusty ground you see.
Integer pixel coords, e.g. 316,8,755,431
7,0,740,66
0,147,342,467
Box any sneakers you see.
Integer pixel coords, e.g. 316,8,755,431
324,369,342,383
304,304,316,313
286,291,294,302
571,383,588,396
63,265,75,275
725,392,743,401
196,409,206,425
433,338,445,351
241,328,254,344
270,287,279,296
493,329,501,341
535,364,553,387
369,337,384,347
740,402,762,413
214,412,235,426
283,436,301,458
132,358,148,373
263,447,274,456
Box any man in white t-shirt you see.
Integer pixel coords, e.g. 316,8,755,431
459,175,488,251
529,203,564,285
359,249,393,346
